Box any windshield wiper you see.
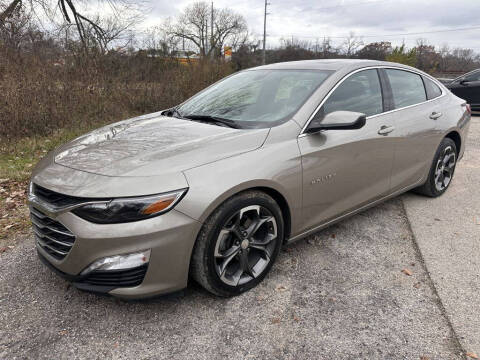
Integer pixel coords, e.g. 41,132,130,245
163,107,184,119
183,114,241,129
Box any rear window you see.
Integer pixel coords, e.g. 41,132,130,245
423,77,442,100
386,69,427,109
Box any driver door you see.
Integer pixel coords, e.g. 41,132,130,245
297,69,395,231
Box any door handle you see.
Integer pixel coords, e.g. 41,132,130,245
429,111,442,120
378,125,395,135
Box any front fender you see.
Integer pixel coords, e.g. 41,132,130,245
176,140,303,237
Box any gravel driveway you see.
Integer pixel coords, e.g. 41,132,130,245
0,198,463,359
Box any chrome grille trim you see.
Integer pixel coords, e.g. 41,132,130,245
30,215,74,238
36,237,69,257
30,207,48,219
32,228,73,247
30,207,76,260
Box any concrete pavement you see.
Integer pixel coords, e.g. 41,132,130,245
403,115,480,356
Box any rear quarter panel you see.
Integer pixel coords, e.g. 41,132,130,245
436,92,471,159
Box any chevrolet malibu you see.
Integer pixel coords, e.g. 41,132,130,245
29,59,471,298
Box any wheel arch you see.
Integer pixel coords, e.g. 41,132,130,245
445,130,461,156
193,180,294,241
252,186,292,241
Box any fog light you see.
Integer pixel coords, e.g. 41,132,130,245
81,250,150,275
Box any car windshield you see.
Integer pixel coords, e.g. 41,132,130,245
453,69,480,82
177,69,333,128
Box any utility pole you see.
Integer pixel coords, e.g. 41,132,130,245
211,1,214,59
204,15,210,56
205,18,208,56
262,0,270,65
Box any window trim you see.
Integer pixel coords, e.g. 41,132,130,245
299,65,446,137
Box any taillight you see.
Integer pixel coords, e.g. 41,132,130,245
466,104,472,115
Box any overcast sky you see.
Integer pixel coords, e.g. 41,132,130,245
141,0,480,52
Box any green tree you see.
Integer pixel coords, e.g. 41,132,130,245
357,41,392,60
386,44,417,67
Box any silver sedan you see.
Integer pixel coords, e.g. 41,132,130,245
29,59,471,298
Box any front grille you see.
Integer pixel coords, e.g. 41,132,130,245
30,207,76,260
82,265,148,287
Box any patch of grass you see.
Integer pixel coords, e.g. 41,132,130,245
0,126,110,248
0,126,105,181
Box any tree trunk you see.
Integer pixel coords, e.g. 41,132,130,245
0,0,22,24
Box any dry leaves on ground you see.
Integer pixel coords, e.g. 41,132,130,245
0,179,30,247
466,352,478,359
401,268,413,276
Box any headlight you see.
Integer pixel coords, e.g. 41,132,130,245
72,189,187,224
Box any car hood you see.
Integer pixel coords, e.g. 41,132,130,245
53,112,270,177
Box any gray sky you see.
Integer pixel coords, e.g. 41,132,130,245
142,0,480,52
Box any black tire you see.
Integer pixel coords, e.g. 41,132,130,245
190,190,284,297
414,138,457,197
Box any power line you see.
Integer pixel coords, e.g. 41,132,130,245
362,25,480,38
273,24,480,40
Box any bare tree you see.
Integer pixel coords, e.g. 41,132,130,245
0,0,22,23
165,2,248,58
0,0,144,49
0,4,32,49
414,38,440,72
212,7,247,55
86,14,141,52
342,31,363,57
451,47,478,71
320,37,336,58
142,25,180,56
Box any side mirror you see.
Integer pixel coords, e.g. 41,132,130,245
306,111,366,133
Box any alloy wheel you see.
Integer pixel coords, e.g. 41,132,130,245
214,205,278,287
434,145,456,192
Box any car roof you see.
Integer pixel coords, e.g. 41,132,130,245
252,59,415,72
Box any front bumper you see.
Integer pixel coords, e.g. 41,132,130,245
37,250,149,294
33,206,202,299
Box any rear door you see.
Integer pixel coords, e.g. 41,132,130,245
298,68,395,231
383,69,442,192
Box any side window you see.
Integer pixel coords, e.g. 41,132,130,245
423,77,442,100
386,69,427,109
317,69,383,119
